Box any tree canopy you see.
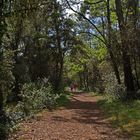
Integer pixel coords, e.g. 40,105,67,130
0,0,140,139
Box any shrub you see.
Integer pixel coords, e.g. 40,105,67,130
7,109,25,132
104,72,126,101
56,94,70,107
6,82,59,134
19,82,58,115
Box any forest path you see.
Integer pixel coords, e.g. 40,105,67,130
10,93,128,140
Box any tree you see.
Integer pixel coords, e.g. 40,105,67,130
115,0,136,99
106,0,121,84
0,0,14,139
65,0,140,99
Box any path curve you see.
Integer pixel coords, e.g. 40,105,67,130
10,93,128,140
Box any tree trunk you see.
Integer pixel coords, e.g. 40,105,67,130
133,54,140,88
54,9,63,91
128,0,140,89
79,73,83,89
12,18,23,101
115,0,135,99
0,0,8,139
109,50,121,84
0,0,3,113
106,0,121,84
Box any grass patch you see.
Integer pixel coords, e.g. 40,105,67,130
56,91,72,107
98,99,140,140
89,92,99,96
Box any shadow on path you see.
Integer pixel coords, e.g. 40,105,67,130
10,92,129,140
52,94,110,126
51,93,128,139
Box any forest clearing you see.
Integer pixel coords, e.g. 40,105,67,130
0,0,140,139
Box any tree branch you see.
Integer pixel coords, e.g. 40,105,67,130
79,31,106,45
65,0,107,42
85,0,105,5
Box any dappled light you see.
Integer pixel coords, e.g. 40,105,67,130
9,93,128,140
0,0,140,139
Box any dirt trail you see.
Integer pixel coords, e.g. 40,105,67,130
10,93,128,140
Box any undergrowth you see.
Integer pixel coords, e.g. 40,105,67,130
98,99,140,140
56,91,72,107
7,83,72,137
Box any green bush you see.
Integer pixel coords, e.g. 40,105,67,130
56,93,71,107
6,82,72,136
19,82,58,115
7,109,25,132
6,82,59,134
104,72,126,101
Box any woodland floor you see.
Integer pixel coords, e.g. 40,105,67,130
10,93,129,140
